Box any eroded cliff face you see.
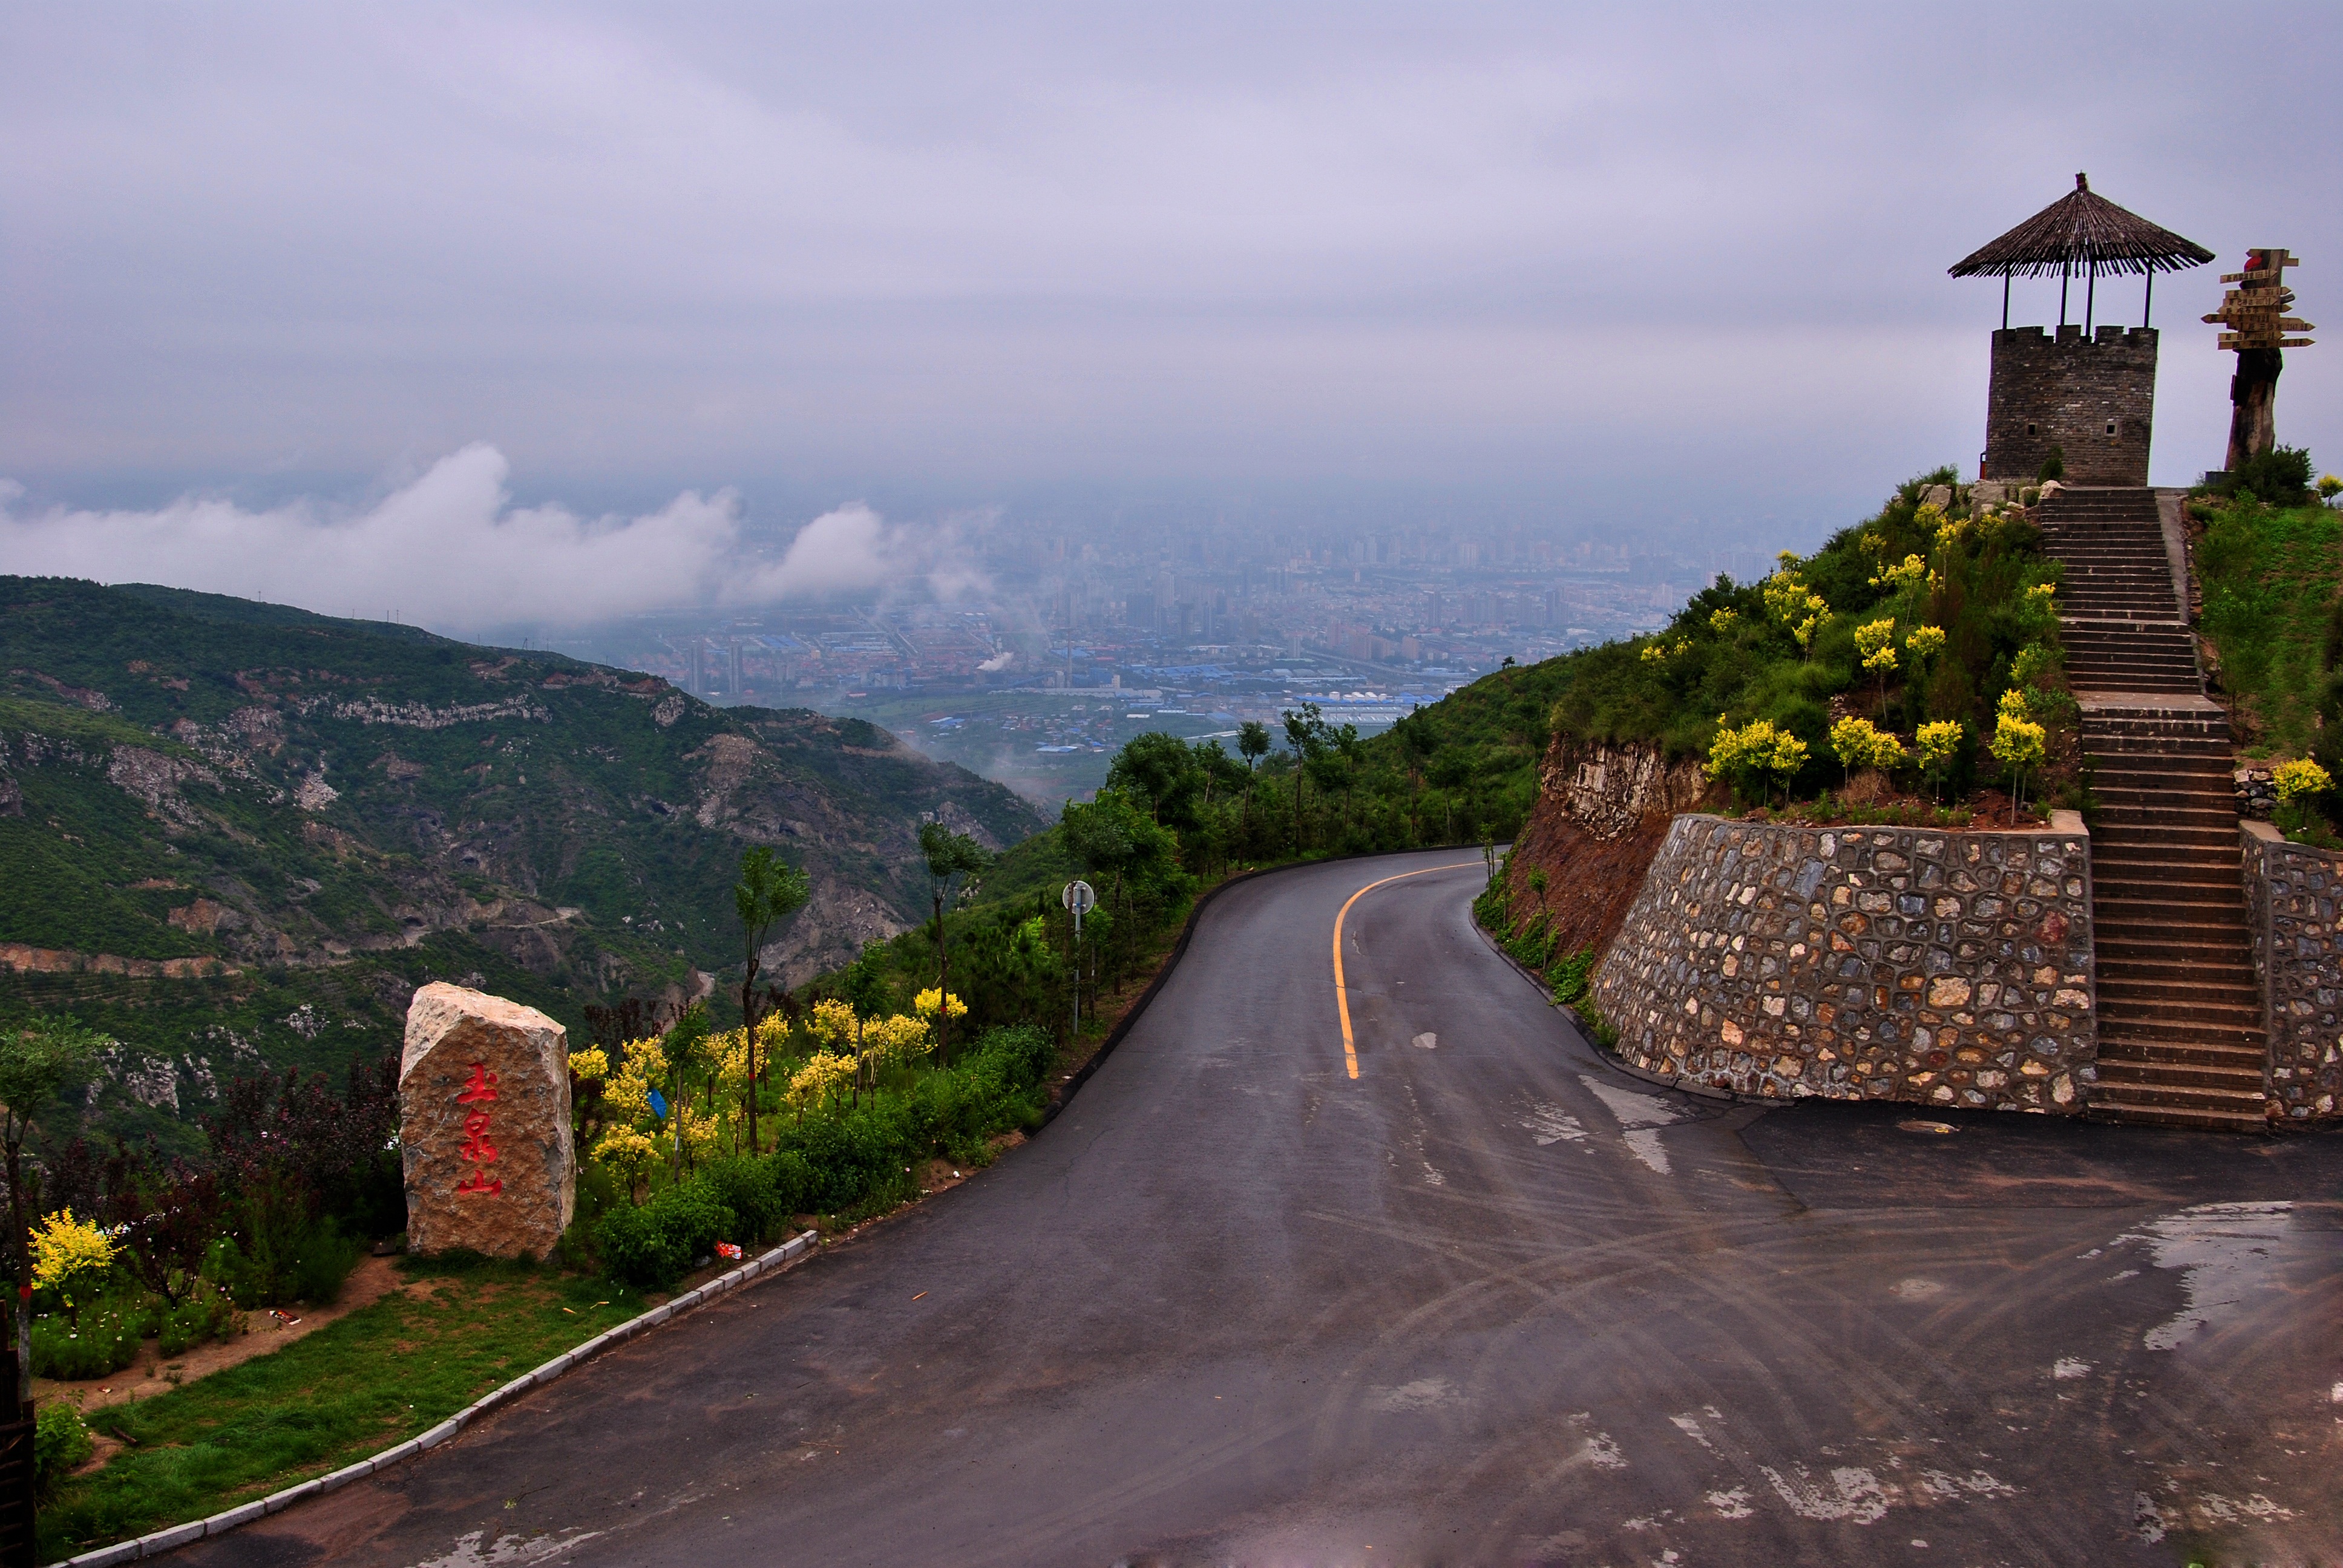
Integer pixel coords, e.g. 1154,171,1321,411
1496,733,1714,961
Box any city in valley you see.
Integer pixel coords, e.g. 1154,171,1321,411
562,523,1763,799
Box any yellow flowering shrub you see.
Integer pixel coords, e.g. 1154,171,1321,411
710,1028,752,1088
1708,607,1738,633
808,999,858,1047
602,1047,659,1124
861,1014,934,1065
913,989,968,1021
1705,718,1808,799
1761,568,1810,626
567,1047,610,1083
593,1126,662,1186
1990,713,2047,772
1853,618,1898,673
30,1210,115,1295
2275,757,2333,802
1828,717,1905,774
1904,624,1946,660
675,1105,723,1161
1870,554,1927,591
788,1051,856,1116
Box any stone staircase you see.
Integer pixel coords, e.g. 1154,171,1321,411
2035,487,2269,1132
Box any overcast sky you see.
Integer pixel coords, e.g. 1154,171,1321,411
3,4,2338,626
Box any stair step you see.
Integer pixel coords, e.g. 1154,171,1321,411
2094,1018,2268,1050
2088,1094,2272,1133
2097,991,2263,1021
2096,964,2259,989
2100,1061,2269,1092
2087,1073,2269,1111
2095,832,2247,850
2093,886,2247,906
2099,1039,2268,1068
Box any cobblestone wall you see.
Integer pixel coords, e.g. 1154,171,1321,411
1590,815,2098,1111
2242,824,2343,1120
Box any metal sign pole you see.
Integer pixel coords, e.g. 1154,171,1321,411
1061,881,1095,1037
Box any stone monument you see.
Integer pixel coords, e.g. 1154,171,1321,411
401,982,575,1257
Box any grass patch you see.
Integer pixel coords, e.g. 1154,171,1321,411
2196,495,2343,759
38,1258,646,1560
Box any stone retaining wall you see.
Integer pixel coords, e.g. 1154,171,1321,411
2242,823,2343,1120
1590,815,2097,1111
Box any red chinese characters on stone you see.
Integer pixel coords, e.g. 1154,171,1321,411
454,1062,503,1195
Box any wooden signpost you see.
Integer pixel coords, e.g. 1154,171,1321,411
2204,248,2314,470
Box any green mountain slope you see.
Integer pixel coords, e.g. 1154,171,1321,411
0,577,1042,1147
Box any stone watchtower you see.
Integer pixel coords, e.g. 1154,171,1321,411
1950,174,2214,485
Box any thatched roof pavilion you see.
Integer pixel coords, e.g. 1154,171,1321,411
1950,173,2214,330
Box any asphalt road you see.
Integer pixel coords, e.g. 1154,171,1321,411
192,849,2343,1567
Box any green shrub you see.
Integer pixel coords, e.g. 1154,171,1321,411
290,1220,364,1305
966,1024,1052,1093
2207,445,2315,506
595,1182,738,1291
30,1296,154,1381
700,1157,788,1246
157,1281,242,1358
207,1207,363,1308
33,1402,92,1502
1548,949,1597,1007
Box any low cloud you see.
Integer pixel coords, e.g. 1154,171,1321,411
0,445,941,633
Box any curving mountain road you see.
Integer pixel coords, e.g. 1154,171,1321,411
190,849,2343,1566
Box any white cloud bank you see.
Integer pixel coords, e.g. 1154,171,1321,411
0,444,925,633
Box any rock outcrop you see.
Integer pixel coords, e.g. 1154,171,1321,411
1498,733,1712,961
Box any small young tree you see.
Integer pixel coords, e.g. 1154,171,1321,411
733,845,811,1153
1991,691,2047,823
916,820,991,1062
1916,720,1965,804
1282,703,1328,849
1829,716,1883,788
0,1016,101,1401
1853,618,1898,708
1236,720,1271,832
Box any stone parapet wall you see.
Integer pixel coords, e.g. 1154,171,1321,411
2242,823,2343,1120
1590,815,2097,1111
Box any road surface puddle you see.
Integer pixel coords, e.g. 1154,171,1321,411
1369,1376,1461,1411
1521,1101,1586,1145
1578,1075,1681,1173
2118,1200,2295,1350
412,1529,603,1567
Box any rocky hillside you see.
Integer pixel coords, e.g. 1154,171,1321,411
1490,733,1714,961
0,577,1042,1148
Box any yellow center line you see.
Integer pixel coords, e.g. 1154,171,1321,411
1332,860,1483,1079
